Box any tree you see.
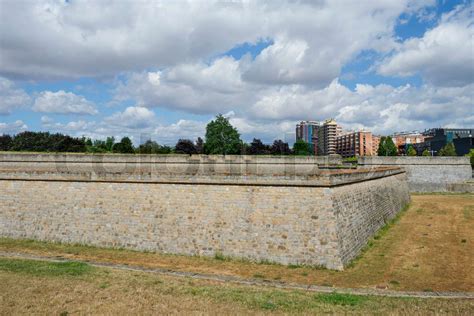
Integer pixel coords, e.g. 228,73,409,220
84,138,102,153
195,137,204,154
271,139,291,155
293,139,312,156
113,137,135,153
422,149,430,156
90,139,108,153
9,131,86,152
175,139,197,154
157,145,172,154
11,131,50,151
85,138,93,147
385,136,398,156
377,136,397,156
466,149,474,168
105,137,115,152
137,140,161,154
203,114,242,155
377,136,386,156
0,134,13,151
239,142,249,155
407,145,417,156
248,138,271,155
438,142,457,156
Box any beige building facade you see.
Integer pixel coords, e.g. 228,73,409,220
336,131,380,158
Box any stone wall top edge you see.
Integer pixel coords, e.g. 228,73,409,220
0,167,403,187
0,152,342,164
358,156,470,165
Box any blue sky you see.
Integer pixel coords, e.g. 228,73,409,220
0,0,472,145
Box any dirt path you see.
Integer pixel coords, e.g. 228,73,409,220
1,250,473,300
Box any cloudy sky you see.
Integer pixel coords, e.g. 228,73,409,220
0,0,473,145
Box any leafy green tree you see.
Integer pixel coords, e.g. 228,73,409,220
377,136,386,156
105,137,115,152
422,149,430,156
113,137,135,153
175,139,197,154
293,139,312,156
84,138,101,153
248,138,271,155
407,145,417,156
157,145,172,154
203,114,242,155
89,139,108,153
84,138,93,147
438,142,457,156
9,131,86,152
466,149,474,168
239,142,249,155
11,131,50,151
377,136,397,156
195,137,204,154
385,136,398,156
0,134,13,151
138,140,161,154
271,139,291,155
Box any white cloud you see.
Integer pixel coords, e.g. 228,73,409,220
0,1,262,79
3,0,471,145
0,77,31,115
154,119,207,144
334,82,474,134
41,115,93,133
39,114,205,146
36,78,474,144
113,52,473,138
105,106,156,128
0,120,28,134
33,90,98,115
378,4,474,86
113,57,254,114
249,80,354,120
0,0,427,85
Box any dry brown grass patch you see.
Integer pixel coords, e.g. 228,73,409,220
1,258,473,315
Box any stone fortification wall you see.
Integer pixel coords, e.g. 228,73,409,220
0,153,409,270
358,156,472,192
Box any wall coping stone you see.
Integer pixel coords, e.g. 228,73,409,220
0,153,342,165
0,153,402,187
358,156,470,165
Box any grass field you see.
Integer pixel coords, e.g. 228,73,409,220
0,194,473,314
1,257,473,315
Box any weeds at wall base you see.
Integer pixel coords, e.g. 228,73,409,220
345,202,411,269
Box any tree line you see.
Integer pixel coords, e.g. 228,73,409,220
0,115,306,155
0,114,461,157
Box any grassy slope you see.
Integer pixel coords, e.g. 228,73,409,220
0,257,473,315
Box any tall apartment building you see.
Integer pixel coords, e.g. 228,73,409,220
317,119,342,155
295,121,319,154
335,131,378,158
372,135,380,155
